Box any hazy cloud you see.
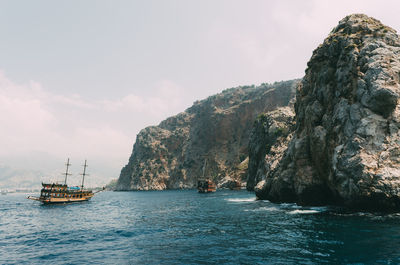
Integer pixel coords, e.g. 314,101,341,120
101,79,185,118
1,0,400,187
0,71,190,184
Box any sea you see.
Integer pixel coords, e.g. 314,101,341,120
1,190,400,264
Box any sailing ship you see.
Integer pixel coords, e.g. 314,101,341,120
27,159,101,204
197,159,216,193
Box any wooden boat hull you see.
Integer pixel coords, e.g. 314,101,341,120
42,198,92,204
198,190,216,193
28,195,94,204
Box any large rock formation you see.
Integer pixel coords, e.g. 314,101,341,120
255,14,400,211
247,106,295,191
116,80,299,190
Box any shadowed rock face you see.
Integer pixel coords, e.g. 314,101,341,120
247,107,295,191
116,80,299,191
255,14,400,211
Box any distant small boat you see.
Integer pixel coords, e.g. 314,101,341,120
1,190,6,195
27,159,103,204
197,159,216,193
197,179,216,193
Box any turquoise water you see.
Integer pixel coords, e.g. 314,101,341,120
1,190,400,264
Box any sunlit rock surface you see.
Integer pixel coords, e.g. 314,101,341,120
116,80,299,190
255,14,400,211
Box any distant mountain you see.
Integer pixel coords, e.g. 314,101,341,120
0,161,111,190
0,165,44,190
116,80,299,190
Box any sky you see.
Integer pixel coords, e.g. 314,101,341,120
1,0,400,187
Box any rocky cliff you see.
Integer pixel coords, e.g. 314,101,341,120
247,106,295,191
254,14,400,211
116,80,299,190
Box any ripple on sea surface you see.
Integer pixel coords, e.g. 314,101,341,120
1,190,400,264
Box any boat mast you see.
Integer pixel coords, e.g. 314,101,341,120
81,160,88,190
64,158,71,185
202,159,207,179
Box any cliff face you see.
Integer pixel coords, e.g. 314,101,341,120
116,80,299,190
255,14,400,211
247,106,295,191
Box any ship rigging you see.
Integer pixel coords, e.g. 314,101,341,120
27,159,102,204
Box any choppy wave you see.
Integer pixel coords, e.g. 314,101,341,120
2,190,400,264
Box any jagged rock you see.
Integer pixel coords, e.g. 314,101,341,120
255,14,400,211
116,80,299,190
247,107,295,191
218,176,243,189
218,157,248,189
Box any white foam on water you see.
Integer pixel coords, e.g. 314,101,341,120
280,203,301,209
244,206,280,212
288,209,321,214
263,206,280,211
314,252,330,257
226,198,255,202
